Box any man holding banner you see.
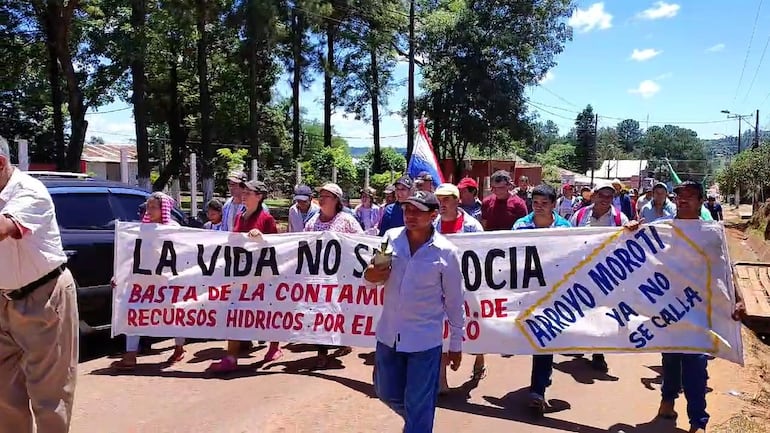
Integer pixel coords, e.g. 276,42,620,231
512,184,573,415
569,181,631,373
365,190,464,433
655,180,745,433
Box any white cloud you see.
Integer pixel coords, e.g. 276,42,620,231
630,48,662,61
628,80,661,99
539,71,555,84
706,43,725,53
568,3,613,33
637,2,680,20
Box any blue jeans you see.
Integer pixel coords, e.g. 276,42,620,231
661,353,709,429
374,341,442,433
530,354,553,399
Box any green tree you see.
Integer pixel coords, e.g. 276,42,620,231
595,126,628,171
308,146,358,191
356,146,406,178
574,105,595,174
334,0,405,172
414,0,574,179
641,125,707,183
616,119,643,154
535,142,576,171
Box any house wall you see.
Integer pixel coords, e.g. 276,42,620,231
85,161,139,185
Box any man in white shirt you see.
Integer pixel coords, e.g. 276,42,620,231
0,137,78,433
636,185,653,215
569,181,630,373
365,191,465,433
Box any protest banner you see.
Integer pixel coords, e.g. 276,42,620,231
112,220,743,364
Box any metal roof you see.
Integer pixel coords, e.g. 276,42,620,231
81,144,137,163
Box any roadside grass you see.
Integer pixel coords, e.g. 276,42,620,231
712,329,770,433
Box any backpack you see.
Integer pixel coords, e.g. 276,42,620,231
576,205,621,227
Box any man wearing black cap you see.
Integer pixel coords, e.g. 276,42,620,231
652,181,744,433
417,172,435,192
378,175,413,235
365,191,465,433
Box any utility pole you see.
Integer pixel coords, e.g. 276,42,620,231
721,110,751,153
589,113,598,186
754,109,760,149
406,0,416,161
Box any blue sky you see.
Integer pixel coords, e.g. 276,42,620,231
87,0,770,148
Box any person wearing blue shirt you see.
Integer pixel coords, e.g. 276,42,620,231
704,196,722,220
365,191,465,433
378,176,413,235
647,181,745,433
639,182,677,222
511,184,571,416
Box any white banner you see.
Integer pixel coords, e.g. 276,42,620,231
112,221,743,364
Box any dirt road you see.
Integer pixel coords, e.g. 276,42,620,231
70,223,769,433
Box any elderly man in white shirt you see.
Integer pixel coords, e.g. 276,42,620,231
365,190,465,433
0,137,79,433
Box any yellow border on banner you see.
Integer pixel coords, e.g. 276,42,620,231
514,225,718,354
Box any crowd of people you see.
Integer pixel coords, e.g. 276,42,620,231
0,126,743,433
110,166,735,433
118,168,737,433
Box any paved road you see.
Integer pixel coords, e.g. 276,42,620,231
72,337,747,433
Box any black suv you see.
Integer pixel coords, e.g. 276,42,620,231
37,174,200,335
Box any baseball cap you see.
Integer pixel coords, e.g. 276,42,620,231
435,183,460,198
243,180,268,194
418,172,433,182
652,182,669,192
491,170,511,183
457,177,478,190
293,184,313,201
593,182,615,194
395,175,413,189
318,183,344,199
562,183,573,190
642,185,653,193
384,184,396,194
402,191,440,212
673,180,703,196
580,185,592,192
227,170,248,183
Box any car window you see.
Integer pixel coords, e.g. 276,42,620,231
50,192,117,230
111,193,149,222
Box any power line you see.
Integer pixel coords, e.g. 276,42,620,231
537,85,581,108
734,0,764,104
528,100,733,126
743,32,770,103
84,106,133,115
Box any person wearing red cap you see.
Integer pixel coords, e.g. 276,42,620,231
457,177,482,220
555,184,577,220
